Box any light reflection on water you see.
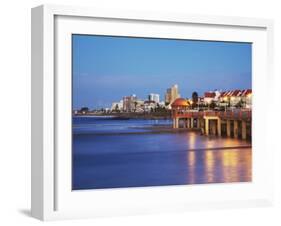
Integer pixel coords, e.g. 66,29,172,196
187,151,196,184
185,148,252,184
192,149,251,184
72,117,252,190
205,150,215,183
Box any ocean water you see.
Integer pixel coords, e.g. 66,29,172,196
72,116,252,190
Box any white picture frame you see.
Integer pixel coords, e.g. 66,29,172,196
31,4,274,221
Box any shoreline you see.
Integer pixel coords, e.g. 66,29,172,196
73,113,172,120
74,125,251,142
74,128,200,136
73,117,252,141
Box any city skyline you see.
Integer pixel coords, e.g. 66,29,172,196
73,35,252,109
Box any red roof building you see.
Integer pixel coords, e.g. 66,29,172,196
204,92,216,98
220,89,252,98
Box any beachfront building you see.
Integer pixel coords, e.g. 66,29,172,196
244,90,252,108
200,89,252,109
144,100,157,112
204,90,221,104
165,84,180,106
204,91,216,104
197,96,205,105
220,89,252,108
158,101,166,107
148,93,160,103
135,99,145,112
111,100,123,112
123,94,138,112
220,90,240,107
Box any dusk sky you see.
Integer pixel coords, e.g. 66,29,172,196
72,35,252,109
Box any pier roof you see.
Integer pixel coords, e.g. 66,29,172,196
171,98,189,108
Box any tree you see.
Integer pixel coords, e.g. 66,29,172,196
80,107,89,113
192,91,199,109
235,99,245,108
134,101,138,112
114,104,119,112
209,100,216,109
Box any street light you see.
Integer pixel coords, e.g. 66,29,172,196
223,97,228,112
190,100,193,110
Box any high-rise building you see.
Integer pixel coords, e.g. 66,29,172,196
123,94,137,112
165,84,180,105
148,93,160,103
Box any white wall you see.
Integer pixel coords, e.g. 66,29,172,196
0,0,280,225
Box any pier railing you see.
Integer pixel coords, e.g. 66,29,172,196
173,110,251,120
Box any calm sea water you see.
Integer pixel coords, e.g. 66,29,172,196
72,116,252,190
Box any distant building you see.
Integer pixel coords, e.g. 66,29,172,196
123,94,138,112
111,100,123,112
135,100,145,112
144,100,157,112
165,84,180,105
158,101,166,107
148,93,160,103
165,88,171,104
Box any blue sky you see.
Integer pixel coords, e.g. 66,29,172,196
72,35,251,109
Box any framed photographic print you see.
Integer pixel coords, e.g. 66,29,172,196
31,4,274,221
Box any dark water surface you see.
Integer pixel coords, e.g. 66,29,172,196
72,116,252,190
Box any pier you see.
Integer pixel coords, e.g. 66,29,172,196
171,98,251,139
